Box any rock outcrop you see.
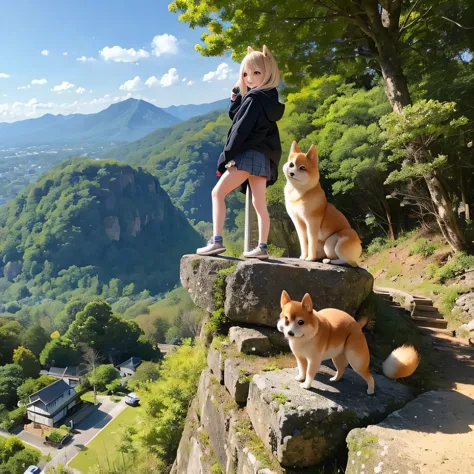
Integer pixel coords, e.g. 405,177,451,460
181,255,374,327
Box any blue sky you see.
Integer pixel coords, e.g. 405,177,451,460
0,0,236,122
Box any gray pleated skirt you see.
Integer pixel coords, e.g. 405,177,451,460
234,149,271,180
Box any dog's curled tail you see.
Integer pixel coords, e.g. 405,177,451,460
382,345,420,379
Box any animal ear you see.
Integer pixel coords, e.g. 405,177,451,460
247,46,254,54
302,293,313,312
281,290,291,308
290,141,301,155
306,144,318,162
262,45,273,58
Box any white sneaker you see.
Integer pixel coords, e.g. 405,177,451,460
243,246,269,260
197,238,226,256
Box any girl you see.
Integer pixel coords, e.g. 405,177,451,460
197,45,285,260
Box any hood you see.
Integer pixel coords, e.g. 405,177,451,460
247,88,285,122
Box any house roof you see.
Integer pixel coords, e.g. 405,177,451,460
29,380,72,406
118,357,142,371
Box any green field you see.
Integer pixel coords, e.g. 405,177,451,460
68,405,143,473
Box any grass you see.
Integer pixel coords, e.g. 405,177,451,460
68,405,143,473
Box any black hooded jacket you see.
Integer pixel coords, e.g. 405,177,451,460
217,87,285,188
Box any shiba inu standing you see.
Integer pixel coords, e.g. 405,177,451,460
278,290,420,394
283,141,362,266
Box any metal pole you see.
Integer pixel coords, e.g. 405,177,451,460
244,185,257,253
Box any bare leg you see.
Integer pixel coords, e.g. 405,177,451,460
211,167,250,236
330,353,348,382
295,355,308,382
301,358,321,389
248,175,270,243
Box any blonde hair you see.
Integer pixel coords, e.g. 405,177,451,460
237,45,280,96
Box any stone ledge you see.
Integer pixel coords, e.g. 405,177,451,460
229,326,272,355
346,389,474,474
181,255,373,328
246,366,412,468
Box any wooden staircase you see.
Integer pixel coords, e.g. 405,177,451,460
374,286,450,332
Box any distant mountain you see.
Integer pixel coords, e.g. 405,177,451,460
162,98,228,121
0,159,202,299
0,97,228,148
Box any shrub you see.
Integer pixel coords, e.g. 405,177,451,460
409,239,436,257
435,252,474,281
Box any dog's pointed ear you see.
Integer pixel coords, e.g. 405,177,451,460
262,45,273,59
281,290,291,308
306,144,318,161
290,141,301,155
247,46,254,54
302,293,313,312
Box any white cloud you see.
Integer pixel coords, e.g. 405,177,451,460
160,68,179,87
182,78,186,82
0,73,10,78
41,50,50,56
151,34,178,57
76,56,96,62
0,104,8,113
17,85,31,90
187,80,195,86
100,46,149,63
31,79,47,85
119,76,142,91
145,76,159,87
52,81,75,92
203,63,231,82
76,87,86,94
63,52,68,56
89,90,93,94
145,68,179,88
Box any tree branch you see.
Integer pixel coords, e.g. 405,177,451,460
440,16,474,30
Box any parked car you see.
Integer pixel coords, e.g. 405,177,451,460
124,392,140,406
24,467,41,474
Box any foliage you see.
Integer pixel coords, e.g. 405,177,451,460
434,252,474,281
0,435,40,474
20,324,50,357
88,365,119,393
409,239,437,257
151,318,171,344
39,337,81,366
45,463,74,474
0,318,23,365
0,406,26,431
0,364,24,409
12,346,41,378
127,361,161,391
139,340,206,464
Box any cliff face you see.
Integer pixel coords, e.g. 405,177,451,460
0,159,202,294
173,255,419,473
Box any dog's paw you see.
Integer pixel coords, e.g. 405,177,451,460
294,374,305,382
367,387,375,395
322,258,331,264
299,255,307,260
329,376,339,382
300,381,312,389
305,256,317,262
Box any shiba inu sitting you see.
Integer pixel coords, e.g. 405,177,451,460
277,290,420,394
283,141,362,266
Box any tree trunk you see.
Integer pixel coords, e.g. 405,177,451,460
424,172,467,251
377,41,412,113
382,198,395,240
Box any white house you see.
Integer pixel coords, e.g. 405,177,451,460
27,380,79,428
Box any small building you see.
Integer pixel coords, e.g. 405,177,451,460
27,380,79,428
118,357,142,377
39,366,84,387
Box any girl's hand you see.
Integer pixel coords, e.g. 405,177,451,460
231,92,237,101
231,86,240,101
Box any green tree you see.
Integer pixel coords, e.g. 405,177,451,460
170,0,473,249
151,318,171,344
20,324,50,357
88,364,119,392
128,361,161,390
39,337,81,366
54,297,89,334
0,319,23,365
0,365,24,409
12,346,41,379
